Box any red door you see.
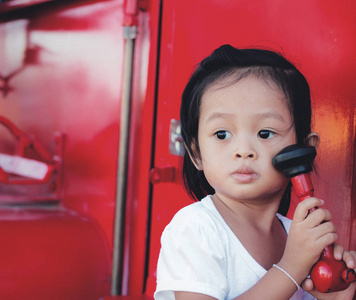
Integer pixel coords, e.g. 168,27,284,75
145,0,356,296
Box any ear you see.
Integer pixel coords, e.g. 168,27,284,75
306,132,320,149
185,143,203,170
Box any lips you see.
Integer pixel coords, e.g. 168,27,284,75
231,167,259,184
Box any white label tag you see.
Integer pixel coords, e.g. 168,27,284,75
0,153,49,180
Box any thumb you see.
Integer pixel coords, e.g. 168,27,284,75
301,278,314,292
301,278,323,298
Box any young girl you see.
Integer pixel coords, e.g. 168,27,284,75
154,45,356,300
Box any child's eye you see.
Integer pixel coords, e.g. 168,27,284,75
215,130,232,140
258,130,275,139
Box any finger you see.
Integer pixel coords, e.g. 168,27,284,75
304,208,333,228
316,232,338,249
312,221,337,239
293,198,324,223
343,250,356,269
350,250,356,257
333,243,344,261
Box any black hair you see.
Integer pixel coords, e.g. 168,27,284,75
180,44,312,216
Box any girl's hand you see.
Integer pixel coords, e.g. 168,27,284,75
278,197,338,284
301,249,356,299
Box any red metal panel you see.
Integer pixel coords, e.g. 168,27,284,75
147,0,356,296
0,207,111,300
1,0,159,297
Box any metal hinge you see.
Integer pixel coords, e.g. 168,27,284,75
169,119,184,156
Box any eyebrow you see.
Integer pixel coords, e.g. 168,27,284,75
205,111,286,124
255,111,286,122
205,112,235,124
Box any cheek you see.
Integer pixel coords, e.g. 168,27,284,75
260,154,287,181
201,166,225,193
200,146,227,171
269,167,290,188
199,154,225,182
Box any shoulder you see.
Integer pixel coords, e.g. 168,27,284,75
156,196,229,299
164,196,222,234
161,196,227,252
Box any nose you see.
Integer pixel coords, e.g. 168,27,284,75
234,150,257,159
233,139,257,159
235,151,256,159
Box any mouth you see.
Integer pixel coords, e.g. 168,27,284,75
231,168,259,184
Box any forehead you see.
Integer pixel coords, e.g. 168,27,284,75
204,70,286,97
199,75,292,123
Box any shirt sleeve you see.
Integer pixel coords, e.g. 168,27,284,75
154,211,228,300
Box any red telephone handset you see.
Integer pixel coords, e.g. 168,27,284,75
272,145,355,293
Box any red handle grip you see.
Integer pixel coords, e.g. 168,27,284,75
291,174,355,293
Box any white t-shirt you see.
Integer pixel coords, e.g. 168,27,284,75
154,195,315,300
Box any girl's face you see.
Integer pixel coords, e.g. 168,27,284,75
194,75,297,207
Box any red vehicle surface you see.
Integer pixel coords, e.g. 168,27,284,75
0,0,355,299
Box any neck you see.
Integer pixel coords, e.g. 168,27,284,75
211,193,283,232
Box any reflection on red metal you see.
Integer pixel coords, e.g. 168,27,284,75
0,116,53,163
0,19,29,97
0,0,56,13
150,166,175,184
0,116,63,202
